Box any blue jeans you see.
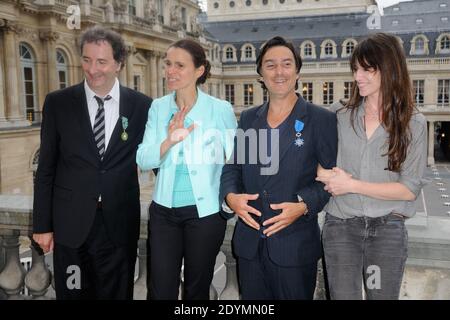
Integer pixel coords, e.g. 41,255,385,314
322,213,408,300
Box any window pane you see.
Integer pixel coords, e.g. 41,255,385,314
26,94,34,108
25,81,33,94
24,67,33,81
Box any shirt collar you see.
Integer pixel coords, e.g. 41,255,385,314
84,78,120,104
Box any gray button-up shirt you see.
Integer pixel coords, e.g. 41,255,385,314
324,101,428,219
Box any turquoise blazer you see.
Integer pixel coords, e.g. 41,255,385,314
136,89,237,217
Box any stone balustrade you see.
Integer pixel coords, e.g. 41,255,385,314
0,194,328,300
0,195,243,300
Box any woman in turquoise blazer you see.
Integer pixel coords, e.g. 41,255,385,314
136,39,237,300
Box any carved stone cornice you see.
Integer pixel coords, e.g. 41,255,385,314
0,19,19,34
39,30,60,42
126,45,137,55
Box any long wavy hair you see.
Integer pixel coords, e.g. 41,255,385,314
346,33,414,172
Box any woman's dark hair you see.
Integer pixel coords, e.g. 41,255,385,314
169,39,211,85
79,26,127,70
256,36,302,91
346,32,414,172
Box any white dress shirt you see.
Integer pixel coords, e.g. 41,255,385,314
84,78,120,151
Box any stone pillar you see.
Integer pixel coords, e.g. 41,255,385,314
119,65,127,85
424,78,437,106
428,121,435,166
126,46,135,88
1,20,27,125
24,243,51,299
313,80,322,105
149,51,158,98
235,82,244,108
156,53,163,97
0,231,26,298
40,31,59,93
0,30,6,124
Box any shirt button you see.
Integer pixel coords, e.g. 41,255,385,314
100,170,107,174
191,170,197,175
197,197,204,201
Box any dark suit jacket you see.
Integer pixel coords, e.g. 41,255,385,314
33,82,152,248
220,96,337,267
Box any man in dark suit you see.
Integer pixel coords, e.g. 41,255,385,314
32,26,152,299
220,36,337,300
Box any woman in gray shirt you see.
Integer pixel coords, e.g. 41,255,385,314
316,33,427,300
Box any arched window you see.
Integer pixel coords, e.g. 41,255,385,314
245,45,253,59
301,41,316,59
20,43,38,123
324,42,333,56
346,42,354,55
415,37,425,52
435,34,450,54
304,43,312,57
56,49,69,89
441,35,450,50
321,40,337,59
341,39,357,58
225,47,234,60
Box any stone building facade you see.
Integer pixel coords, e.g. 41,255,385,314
0,0,450,195
0,0,215,195
203,0,450,166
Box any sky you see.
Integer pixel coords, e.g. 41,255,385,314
198,0,414,12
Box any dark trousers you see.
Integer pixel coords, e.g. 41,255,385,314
238,239,317,300
148,201,226,300
322,213,408,300
53,209,137,300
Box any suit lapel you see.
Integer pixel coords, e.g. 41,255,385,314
278,96,308,163
72,82,101,164
260,96,309,187
103,86,133,163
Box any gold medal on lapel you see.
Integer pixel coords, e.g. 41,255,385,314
121,116,128,141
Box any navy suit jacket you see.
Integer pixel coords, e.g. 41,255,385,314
33,82,152,248
220,96,337,267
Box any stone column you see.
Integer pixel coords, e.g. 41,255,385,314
126,45,135,88
156,52,163,97
40,31,59,93
0,30,6,124
428,121,435,166
424,78,437,106
313,80,322,105
1,20,27,124
149,51,158,98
